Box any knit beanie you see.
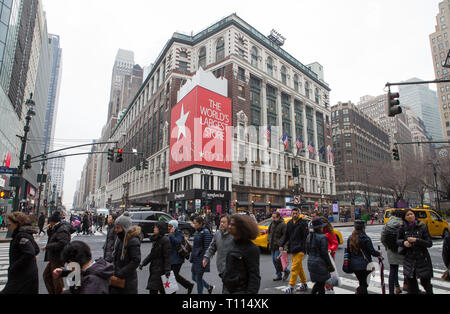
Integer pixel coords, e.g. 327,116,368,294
168,220,178,229
355,220,365,231
49,211,62,223
115,212,132,233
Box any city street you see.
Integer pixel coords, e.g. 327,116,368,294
2,224,447,294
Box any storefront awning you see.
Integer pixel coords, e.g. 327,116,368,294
270,203,283,208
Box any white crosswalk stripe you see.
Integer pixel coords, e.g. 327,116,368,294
268,266,450,294
0,242,9,291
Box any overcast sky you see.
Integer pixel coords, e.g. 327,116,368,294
41,0,443,208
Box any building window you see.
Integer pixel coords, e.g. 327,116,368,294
251,46,259,67
238,85,245,98
216,37,225,62
198,46,206,69
315,88,320,104
180,51,188,58
305,81,311,99
238,67,245,81
178,61,188,73
239,168,245,185
345,142,351,147
267,57,273,76
281,66,287,85
294,75,299,92
238,48,245,58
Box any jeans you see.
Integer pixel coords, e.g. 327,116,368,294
271,250,290,278
388,264,400,295
192,271,211,294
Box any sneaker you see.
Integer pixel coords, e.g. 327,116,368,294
285,287,294,294
282,271,290,281
296,283,308,292
325,288,335,294
207,285,214,294
273,277,282,281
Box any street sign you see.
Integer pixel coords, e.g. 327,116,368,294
0,167,17,174
294,177,299,184
294,196,301,204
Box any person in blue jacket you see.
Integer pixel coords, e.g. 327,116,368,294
168,220,194,294
190,216,214,294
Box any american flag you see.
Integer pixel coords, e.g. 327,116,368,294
308,142,315,155
329,148,335,164
266,126,271,143
296,137,303,151
282,133,288,149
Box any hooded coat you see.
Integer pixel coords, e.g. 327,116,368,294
103,224,116,263
76,258,114,294
168,227,186,265
141,222,171,291
267,218,287,251
280,217,309,254
44,221,74,263
306,231,333,283
1,225,40,294
381,216,404,266
111,226,141,294
396,220,433,279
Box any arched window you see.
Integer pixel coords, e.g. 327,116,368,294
216,37,225,62
294,74,299,92
267,57,273,76
281,66,287,84
180,51,188,58
198,46,206,69
251,46,259,67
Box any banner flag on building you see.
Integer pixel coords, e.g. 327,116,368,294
282,133,289,150
319,145,325,161
266,126,271,144
308,141,315,156
296,137,303,155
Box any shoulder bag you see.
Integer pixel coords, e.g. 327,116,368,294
109,276,126,289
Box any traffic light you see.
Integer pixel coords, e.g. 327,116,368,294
24,154,32,169
116,149,123,163
107,149,115,161
300,187,305,194
387,91,402,117
143,160,149,170
0,190,5,199
292,166,299,178
392,147,400,161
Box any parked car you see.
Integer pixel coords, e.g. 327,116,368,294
384,207,449,238
129,210,195,239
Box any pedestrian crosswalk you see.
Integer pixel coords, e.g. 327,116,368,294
266,266,450,294
0,242,9,291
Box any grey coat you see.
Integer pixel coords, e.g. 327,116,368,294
203,229,233,276
381,217,404,266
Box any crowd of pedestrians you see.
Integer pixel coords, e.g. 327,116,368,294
0,207,449,295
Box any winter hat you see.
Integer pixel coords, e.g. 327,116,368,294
49,211,62,223
168,220,178,229
355,220,366,231
311,218,327,229
115,212,132,233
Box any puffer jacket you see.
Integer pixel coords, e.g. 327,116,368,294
111,226,141,294
103,224,116,263
267,219,287,251
203,229,233,276
190,227,213,273
141,233,171,291
306,232,333,283
1,225,40,294
45,221,75,263
280,217,309,254
396,220,433,279
347,231,380,271
381,216,404,266
221,238,260,294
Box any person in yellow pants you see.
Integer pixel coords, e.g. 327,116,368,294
279,208,309,294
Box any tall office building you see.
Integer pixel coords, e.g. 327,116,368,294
42,34,62,154
429,1,450,141
48,153,65,198
398,78,443,142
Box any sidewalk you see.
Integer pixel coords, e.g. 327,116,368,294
331,221,383,228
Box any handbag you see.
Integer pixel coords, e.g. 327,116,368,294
177,235,192,260
109,276,126,289
342,248,353,274
326,253,341,287
161,271,179,294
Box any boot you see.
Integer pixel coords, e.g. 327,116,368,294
403,283,408,293
395,285,402,294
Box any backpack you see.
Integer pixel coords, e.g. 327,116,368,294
177,235,193,260
381,225,399,252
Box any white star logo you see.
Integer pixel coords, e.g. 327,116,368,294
176,104,190,141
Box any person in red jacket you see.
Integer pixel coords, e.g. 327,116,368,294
321,217,338,294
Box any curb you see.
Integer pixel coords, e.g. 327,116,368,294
0,239,11,243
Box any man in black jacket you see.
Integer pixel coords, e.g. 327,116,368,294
42,211,74,294
268,211,289,281
279,208,309,293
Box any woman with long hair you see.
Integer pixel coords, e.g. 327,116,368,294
347,220,381,294
396,209,433,294
322,217,338,294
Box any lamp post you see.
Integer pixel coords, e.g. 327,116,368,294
12,94,36,213
429,161,441,212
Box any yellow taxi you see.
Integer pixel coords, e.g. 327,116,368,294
384,207,449,238
252,215,344,250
